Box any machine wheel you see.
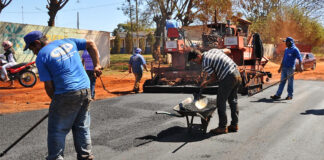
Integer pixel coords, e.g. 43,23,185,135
238,71,248,95
248,76,262,95
312,63,316,70
19,71,37,87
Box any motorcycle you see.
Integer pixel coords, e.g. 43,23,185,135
0,61,37,87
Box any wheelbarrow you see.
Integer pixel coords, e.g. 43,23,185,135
156,93,216,133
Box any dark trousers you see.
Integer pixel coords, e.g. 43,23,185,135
217,69,242,128
86,70,97,99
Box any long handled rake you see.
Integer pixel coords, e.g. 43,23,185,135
99,73,131,94
248,72,299,96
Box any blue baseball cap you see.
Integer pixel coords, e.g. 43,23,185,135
135,48,142,53
23,31,44,51
284,37,294,43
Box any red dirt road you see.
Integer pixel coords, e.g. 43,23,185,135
0,61,323,114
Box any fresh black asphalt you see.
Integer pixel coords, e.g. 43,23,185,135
1,80,324,160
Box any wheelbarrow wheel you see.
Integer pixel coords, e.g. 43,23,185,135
201,116,211,133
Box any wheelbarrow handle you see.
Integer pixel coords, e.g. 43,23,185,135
156,111,183,117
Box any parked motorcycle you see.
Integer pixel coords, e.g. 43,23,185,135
0,61,37,87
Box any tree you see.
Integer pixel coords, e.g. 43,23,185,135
286,0,324,20
113,23,132,33
125,31,133,54
46,0,69,26
247,4,324,49
139,38,146,53
0,0,13,14
174,0,197,26
113,32,121,54
146,32,155,55
195,0,233,25
145,0,178,61
121,0,135,40
234,0,281,21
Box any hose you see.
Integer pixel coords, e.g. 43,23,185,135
0,113,49,157
248,72,298,96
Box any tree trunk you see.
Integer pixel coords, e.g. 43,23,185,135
48,9,58,26
153,15,165,61
46,0,69,27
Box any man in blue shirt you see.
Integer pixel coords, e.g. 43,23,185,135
129,48,148,93
23,31,102,160
271,37,302,100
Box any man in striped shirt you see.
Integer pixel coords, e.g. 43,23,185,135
188,48,242,134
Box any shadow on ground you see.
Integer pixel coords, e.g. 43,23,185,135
300,109,324,116
250,98,287,103
0,86,16,89
134,125,222,153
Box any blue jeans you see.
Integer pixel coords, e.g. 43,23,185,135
47,89,93,160
275,67,295,97
86,70,97,99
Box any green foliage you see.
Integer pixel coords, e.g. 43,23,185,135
112,32,121,54
114,23,134,33
125,31,133,54
248,5,324,50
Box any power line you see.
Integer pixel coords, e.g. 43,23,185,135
5,2,121,14
21,5,24,23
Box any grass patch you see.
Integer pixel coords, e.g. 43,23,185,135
107,54,154,72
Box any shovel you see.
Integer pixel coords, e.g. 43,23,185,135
193,88,208,110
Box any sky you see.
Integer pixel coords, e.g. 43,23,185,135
0,0,129,33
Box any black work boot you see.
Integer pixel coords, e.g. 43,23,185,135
228,124,238,132
270,95,280,100
210,127,228,135
285,96,293,100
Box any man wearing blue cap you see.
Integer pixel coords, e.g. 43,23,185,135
129,48,148,93
271,37,302,100
23,30,102,160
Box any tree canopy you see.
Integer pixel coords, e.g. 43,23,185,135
47,0,69,26
0,0,13,14
116,0,324,54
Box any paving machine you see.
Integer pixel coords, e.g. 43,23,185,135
143,18,272,95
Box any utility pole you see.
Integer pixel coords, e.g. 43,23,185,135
77,12,79,29
127,0,133,51
135,0,139,48
77,0,80,29
21,5,24,23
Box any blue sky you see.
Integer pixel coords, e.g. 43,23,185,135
0,0,128,33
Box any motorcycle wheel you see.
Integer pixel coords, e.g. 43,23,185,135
19,71,37,87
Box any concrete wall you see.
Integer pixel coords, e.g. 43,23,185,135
0,22,110,67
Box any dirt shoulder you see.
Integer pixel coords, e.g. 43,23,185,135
1,61,323,114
